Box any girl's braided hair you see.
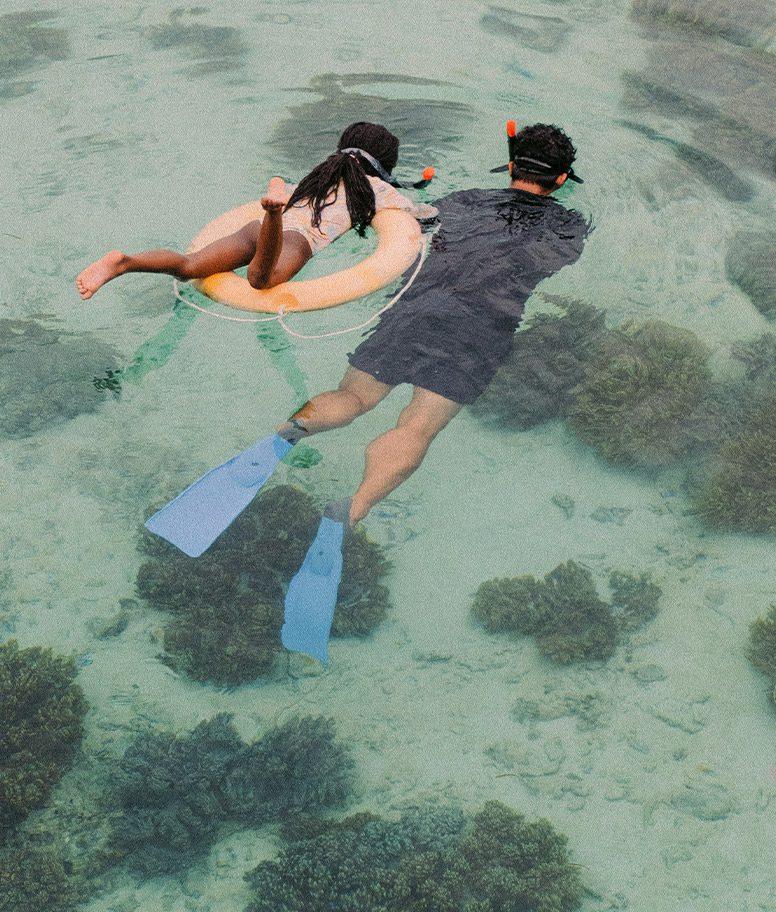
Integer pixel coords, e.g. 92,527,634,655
284,122,400,237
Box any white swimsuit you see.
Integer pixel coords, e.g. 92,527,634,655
282,175,433,253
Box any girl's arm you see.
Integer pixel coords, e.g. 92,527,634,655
373,180,438,222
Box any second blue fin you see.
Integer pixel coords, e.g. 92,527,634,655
281,516,345,664
145,433,292,557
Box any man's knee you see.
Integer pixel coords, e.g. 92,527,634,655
337,385,376,418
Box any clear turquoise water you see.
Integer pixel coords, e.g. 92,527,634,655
1,1,775,910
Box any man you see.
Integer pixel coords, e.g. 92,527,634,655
146,122,589,662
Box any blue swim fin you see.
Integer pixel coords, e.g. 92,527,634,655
281,516,345,664
145,433,293,557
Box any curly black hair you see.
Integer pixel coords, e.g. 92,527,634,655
284,122,400,237
511,123,577,189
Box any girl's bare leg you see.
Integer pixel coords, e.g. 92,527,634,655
76,177,311,299
75,224,259,300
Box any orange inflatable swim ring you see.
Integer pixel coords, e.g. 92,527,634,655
187,203,423,315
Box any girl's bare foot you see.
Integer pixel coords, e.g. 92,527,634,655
260,176,288,212
76,250,128,299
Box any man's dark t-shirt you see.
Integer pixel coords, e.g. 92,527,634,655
348,187,589,404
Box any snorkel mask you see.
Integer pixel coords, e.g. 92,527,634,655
340,147,436,189
490,120,583,184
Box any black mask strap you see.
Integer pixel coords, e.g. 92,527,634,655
339,148,434,189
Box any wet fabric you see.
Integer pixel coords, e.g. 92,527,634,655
282,176,423,253
348,188,589,403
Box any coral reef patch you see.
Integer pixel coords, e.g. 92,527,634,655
725,230,776,320
471,562,661,663
746,605,776,706
0,640,87,839
111,713,353,876
137,485,391,684
245,801,583,912
471,299,608,431
569,321,712,470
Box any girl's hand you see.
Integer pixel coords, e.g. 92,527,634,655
261,176,288,213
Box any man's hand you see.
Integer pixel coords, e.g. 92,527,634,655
261,176,288,213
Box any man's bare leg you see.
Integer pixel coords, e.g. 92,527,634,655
278,367,393,439
349,387,462,524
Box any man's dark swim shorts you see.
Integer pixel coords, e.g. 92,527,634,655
348,187,589,405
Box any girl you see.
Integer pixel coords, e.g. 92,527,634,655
76,122,434,300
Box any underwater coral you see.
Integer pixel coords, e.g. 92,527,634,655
111,714,241,875
137,485,391,683
609,570,662,630
471,298,608,430
0,640,87,837
111,713,353,876
746,606,776,706
569,320,711,469
0,843,83,912
472,562,661,664
245,801,583,912
693,392,776,534
224,716,355,825
0,319,118,438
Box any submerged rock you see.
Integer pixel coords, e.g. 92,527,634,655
0,11,71,100
632,0,776,50
624,0,776,184
141,7,249,78
269,73,475,175
725,230,776,319
0,319,118,439
480,5,572,53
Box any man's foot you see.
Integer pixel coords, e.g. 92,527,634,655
324,496,355,528
76,250,128,299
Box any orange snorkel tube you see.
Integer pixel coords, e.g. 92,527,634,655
491,119,518,174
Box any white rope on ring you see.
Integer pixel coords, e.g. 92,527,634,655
172,280,282,323
171,231,430,338
277,232,429,340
